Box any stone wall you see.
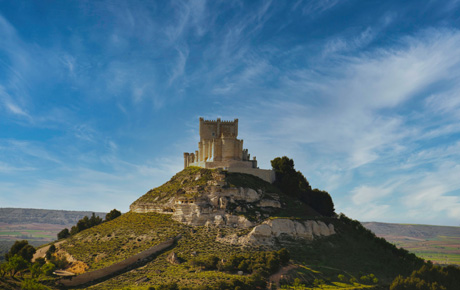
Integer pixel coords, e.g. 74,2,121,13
58,236,178,287
227,167,275,183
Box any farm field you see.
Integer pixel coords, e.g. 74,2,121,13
363,222,460,265
0,222,62,241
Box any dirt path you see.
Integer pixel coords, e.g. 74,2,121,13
32,241,65,262
268,264,298,289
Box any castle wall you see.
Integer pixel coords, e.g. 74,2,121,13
227,168,276,184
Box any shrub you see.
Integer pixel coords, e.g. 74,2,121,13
21,279,52,290
41,263,56,276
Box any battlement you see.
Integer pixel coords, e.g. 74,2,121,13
199,117,238,124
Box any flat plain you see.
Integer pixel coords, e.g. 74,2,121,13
363,222,460,265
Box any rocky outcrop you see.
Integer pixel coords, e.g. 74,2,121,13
167,252,181,265
218,218,335,246
130,170,282,228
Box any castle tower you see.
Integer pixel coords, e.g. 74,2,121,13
184,118,256,169
183,118,275,183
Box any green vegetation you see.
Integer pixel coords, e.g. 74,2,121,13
57,208,123,240
69,212,103,235
0,240,56,290
4,240,36,263
390,264,460,290
106,209,122,221
271,156,335,217
132,167,216,205
61,212,188,270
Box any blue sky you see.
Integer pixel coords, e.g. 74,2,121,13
1,1,460,226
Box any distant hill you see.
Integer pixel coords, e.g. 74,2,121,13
0,208,106,226
363,222,460,265
362,222,460,239
0,208,107,263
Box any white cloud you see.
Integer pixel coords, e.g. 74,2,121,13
351,185,393,205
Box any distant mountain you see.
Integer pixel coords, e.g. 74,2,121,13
0,208,106,227
362,222,460,239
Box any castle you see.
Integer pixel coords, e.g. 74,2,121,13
184,118,275,183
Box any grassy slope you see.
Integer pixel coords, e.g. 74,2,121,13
61,212,188,270
131,167,215,205
58,213,423,290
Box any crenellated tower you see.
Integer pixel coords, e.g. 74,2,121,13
184,117,275,183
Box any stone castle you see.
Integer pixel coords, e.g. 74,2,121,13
184,118,275,183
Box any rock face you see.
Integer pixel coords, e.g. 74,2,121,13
218,218,336,246
130,169,282,228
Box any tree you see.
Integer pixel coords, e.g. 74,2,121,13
57,228,70,240
309,189,335,217
29,262,42,278
45,244,56,260
8,255,28,278
5,240,36,262
69,213,103,235
89,212,103,227
271,156,335,217
105,209,122,221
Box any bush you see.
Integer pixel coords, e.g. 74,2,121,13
21,279,52,290
106,209,122,221
41,263,56,276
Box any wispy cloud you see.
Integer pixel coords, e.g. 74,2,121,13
294,0,342,16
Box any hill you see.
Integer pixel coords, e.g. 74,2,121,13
0,208,106,226
7,167,429,290
362,222,460,265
